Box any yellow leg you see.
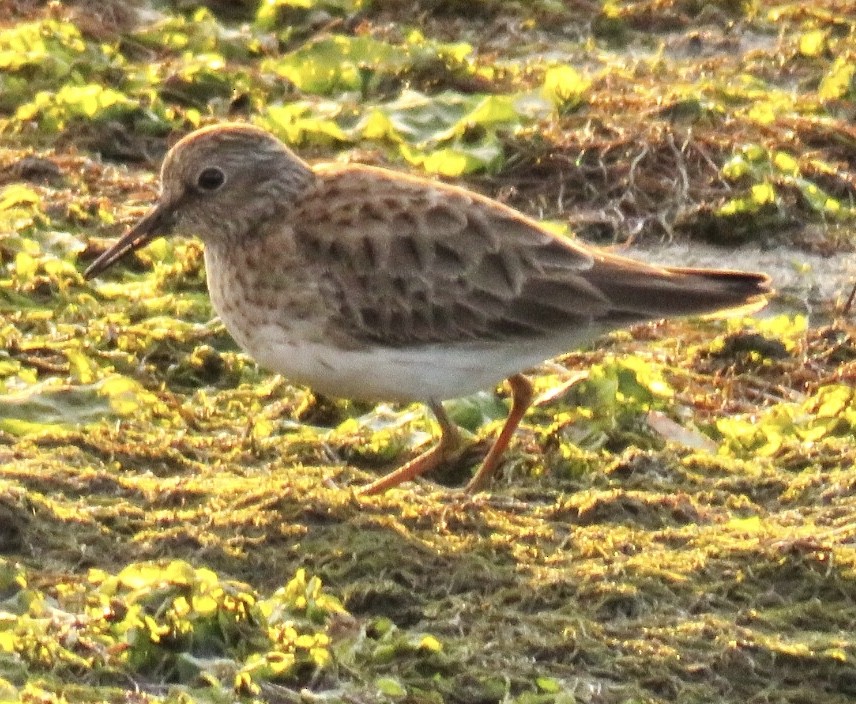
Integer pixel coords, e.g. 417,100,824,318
359,374,535,495
359,400,462,495
464,374,534,494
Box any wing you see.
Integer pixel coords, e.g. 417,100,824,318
291,164,610,347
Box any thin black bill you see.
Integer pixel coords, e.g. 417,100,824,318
84,204,176,280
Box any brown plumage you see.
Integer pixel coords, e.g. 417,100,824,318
85,123,772,494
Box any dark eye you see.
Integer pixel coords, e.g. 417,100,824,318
196,166,226,192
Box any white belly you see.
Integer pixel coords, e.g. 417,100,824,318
232,321,609,403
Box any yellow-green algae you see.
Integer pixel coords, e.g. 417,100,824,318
1,1,855,702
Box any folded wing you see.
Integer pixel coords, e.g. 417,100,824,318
293,165,770,347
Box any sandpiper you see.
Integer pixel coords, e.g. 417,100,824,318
85,123,771,494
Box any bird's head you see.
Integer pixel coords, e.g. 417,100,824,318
84,123,314,279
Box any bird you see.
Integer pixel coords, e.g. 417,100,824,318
84,122,772,495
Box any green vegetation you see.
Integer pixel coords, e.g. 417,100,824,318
0,0,854,702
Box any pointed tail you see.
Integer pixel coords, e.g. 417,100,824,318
588,259,773,321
